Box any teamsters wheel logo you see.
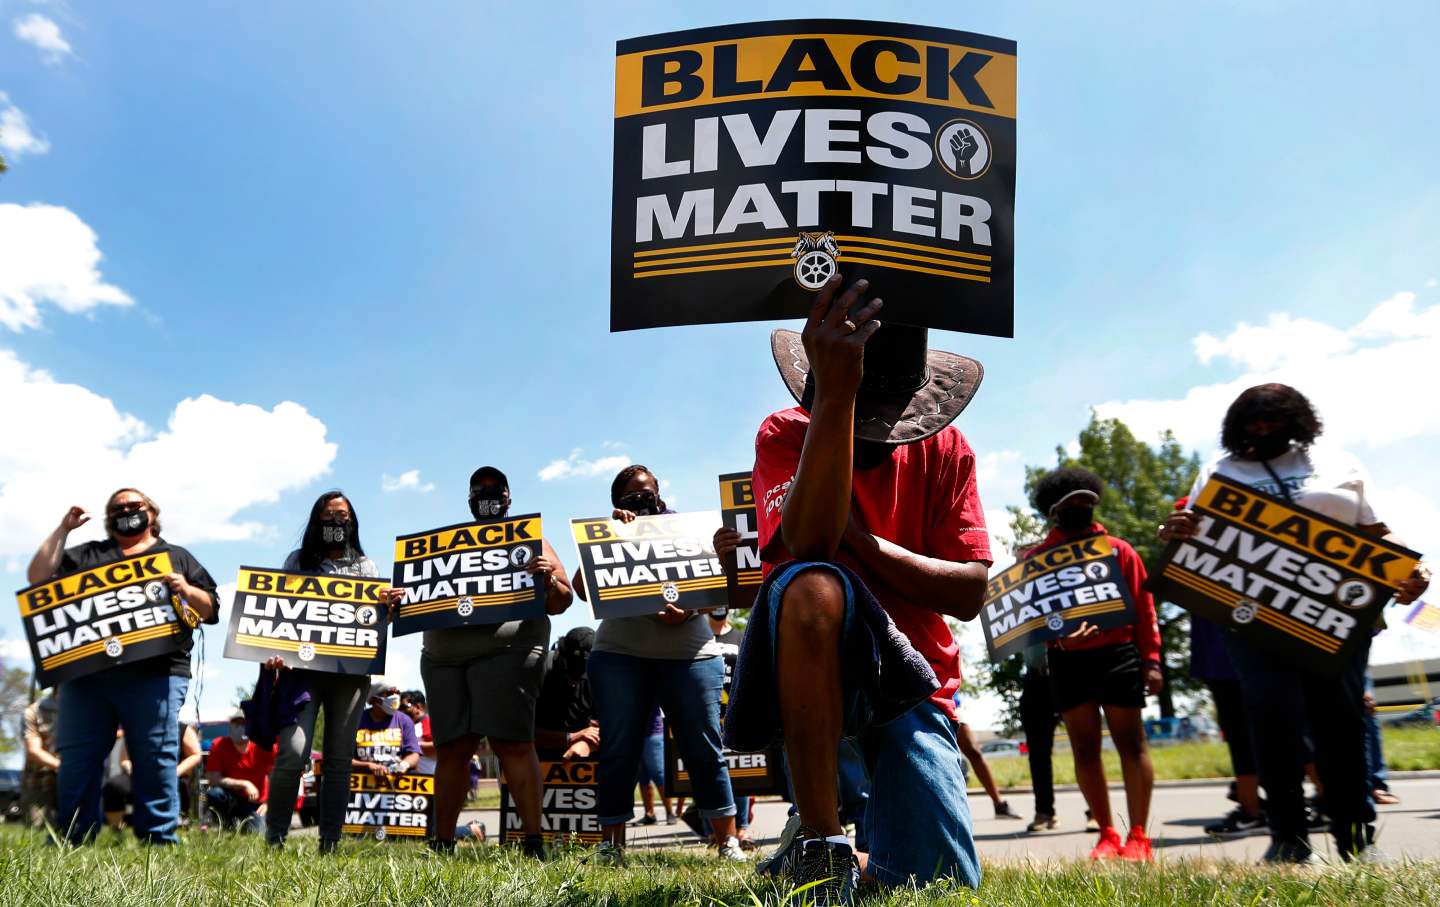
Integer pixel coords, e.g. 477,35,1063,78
1046,614,1065,632
104,637,124,658
1336,580,1374,610
1084,562,1109,580
457,597,475,617
510,547,533,568
144,580,169,604
661,583,680,605
297,643,316,662
374,827,387,842
791,231,842,291
1232,599,1260,625
355,605,378,627
935,118,992,180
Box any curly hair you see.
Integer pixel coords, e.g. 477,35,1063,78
1032,467,1104,516
610,464,666,509
1219,383,1322,455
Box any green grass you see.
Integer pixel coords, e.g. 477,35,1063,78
4,826,1440,906
977,727,1440,790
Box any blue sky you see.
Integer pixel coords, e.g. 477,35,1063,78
2,1,1438,734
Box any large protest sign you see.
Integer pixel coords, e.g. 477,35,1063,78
341,773,433,840
16,551,184,687
391,514,545,636
612,20,1016,336
571,511,727,618
499,759,601,845
1152,475,1422,673
223,567,388,673
718,471,762,599
981,536,1136,661
664,645,785,797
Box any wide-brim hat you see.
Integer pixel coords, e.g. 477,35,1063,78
770,325,983,445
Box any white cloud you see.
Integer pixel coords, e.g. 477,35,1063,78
0,638,30,663
381,469,434,494
0,92,50,160
0,349,338,557
975,449,1026,561
537,448,631,482
0,203,132,331
1192,312,1354,372
13,13,72,64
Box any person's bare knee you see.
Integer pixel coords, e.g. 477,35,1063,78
489,738,532,761
778,569,846,639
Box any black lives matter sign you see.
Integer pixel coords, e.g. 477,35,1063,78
391,514,545,636
499,759,600,845
1153,475,1421,673
982,536,1136,661
223,567,388,674
342,773,433,841
719,472,762,597
612,20,1016,336
571,511,727,618
17,551,183,686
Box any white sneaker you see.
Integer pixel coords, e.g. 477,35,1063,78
717,835,749,862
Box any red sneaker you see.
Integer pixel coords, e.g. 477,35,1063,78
1120,827,1153,862
1089,826,1124,860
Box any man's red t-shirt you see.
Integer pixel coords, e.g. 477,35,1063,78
208,737,276,803
753,407,993,719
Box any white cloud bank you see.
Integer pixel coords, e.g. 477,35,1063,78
13,14,72,64
381,469,434,494
0,350,338,557
0,203,132,331
538,448,632,482
0,92,50,160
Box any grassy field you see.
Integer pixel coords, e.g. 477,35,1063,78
3,827,1439,906
978,727,1440,790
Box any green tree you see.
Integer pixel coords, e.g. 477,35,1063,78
0,659,35,756
986,414,1201,728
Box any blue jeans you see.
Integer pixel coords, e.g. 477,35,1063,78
589,650,735,827
1364,670,1389,793
636,732,664,788
56,669,187,844
203,787,265,833
767,562,980,888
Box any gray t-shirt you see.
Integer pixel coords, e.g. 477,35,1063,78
594,612,723,661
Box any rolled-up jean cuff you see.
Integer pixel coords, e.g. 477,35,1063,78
699,805,738,818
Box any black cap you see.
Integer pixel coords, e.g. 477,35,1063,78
469,466,508,491
559,626,595,657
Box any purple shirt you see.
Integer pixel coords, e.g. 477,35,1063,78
355,710,420,768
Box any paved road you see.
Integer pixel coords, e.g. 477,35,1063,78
461,776,1440,863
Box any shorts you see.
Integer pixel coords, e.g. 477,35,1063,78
421,641,547,744
1047,642,1143,714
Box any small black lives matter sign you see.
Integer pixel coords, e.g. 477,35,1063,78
342,773,433,840
499,759,600,845
664,647,786,797
17,551,183,687
612,20,1016,336
1153,475,1421,673
391,514,545,636
719,472,762,598
224,567,388,674
982,536,1136,661
571,511,727,618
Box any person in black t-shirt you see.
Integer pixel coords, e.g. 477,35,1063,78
534,627,598,760
26,488,220,845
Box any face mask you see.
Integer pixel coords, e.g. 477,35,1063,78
320,519,351,545
229,726,248,746
853,441,893,471
469,494,508,520
710,608,728,621
1056,507,1094,532
1245,433,1292,461
616,490,662,515
379,694,400,715
109,509,150,537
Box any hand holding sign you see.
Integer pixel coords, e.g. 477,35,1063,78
803,277,883,399
1396,563,1432,605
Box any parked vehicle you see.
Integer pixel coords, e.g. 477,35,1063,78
979,738,1022,756
1380,697,1440,727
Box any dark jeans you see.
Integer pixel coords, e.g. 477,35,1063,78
204,787,264,832
1363,671,1389,793
265,670,369,844
1019,669,1059,816
1224,633,1375,850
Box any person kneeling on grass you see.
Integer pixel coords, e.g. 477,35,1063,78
726,276,992,904
204,712,275,833
1032,467,1162,861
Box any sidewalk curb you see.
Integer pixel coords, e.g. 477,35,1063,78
976,769,1440,795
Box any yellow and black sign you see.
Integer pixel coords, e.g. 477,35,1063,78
16,551,182,686
342,772,433,840
499,759,601,844
718,471,762,597
571,511,727,618
391,514,545,635
1153,475,1422,673
223,566,388,674
981,535,1135,661
611,20,1016,336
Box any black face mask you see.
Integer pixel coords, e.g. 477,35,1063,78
709,608,728,621
616,490,662,516
109,510,150,537
853,440,893,471
469,494,508,520
1245,433,1292,461
320,519,352,545
1056,507,1094,532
